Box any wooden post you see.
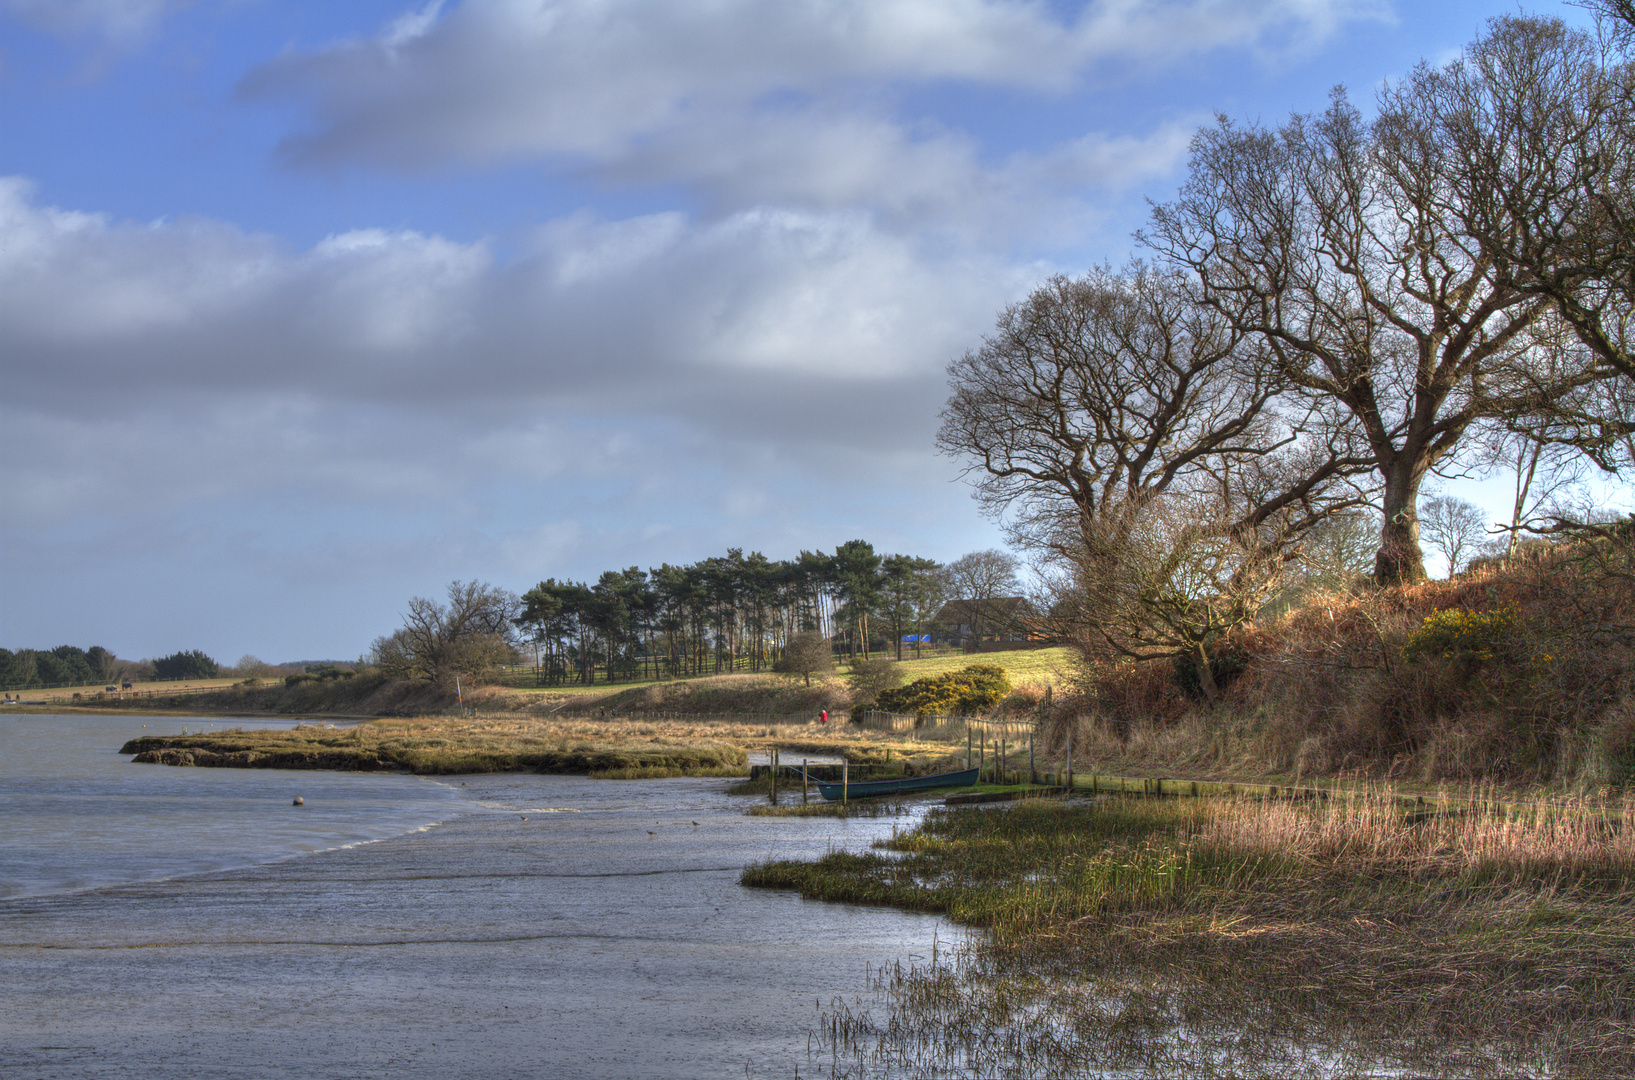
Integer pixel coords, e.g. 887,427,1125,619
770,748,778,805
1066,739,1073,795
802,758,809,805
1000,736,1006,786
1029,732,1035,786
966,729,972,769
842,761,849,806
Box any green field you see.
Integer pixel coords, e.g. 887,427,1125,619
887,646,1073,686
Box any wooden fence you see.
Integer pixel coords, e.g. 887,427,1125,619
852,710,1037,741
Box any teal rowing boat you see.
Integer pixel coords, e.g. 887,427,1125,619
807,766,980,801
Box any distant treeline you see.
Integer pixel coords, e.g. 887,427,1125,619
1,646,222,689
506,540,978,686
369,540,1001,689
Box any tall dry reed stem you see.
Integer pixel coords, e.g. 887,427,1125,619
1201,788,1635,885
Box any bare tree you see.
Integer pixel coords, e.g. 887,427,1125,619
1388,15,1634,466
1142,73,1602,583
1419,495,1492,576
939,263,1370,682
939,264,1368,563
1061,492,1292,703
1479,423,1590,560
938,549,1022,645
372,580,520,688
773,629,833,687
1280,509,1380,598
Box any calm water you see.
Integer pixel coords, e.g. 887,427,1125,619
0,714,467,899
0,713,945,1079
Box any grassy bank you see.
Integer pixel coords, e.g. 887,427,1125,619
1048,537,1635,791
745,791,1635,1076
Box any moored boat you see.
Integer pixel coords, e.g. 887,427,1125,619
806,765,980,801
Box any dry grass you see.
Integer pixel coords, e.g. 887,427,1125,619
120,711,984,775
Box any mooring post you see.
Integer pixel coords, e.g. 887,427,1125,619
1029,732,1035,786
966,729,972,769
1066,739,1073,794
842,761,848,806
770,748,778,805
802,758,809,805
1000,736,1007,786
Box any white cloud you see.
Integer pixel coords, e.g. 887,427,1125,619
0,178,1019,529
241,0,1389,184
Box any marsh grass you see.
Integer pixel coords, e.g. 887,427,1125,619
122,714,748,776
748,791,1635,1077
121,711,972,778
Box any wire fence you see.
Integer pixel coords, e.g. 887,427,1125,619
0,676,238,697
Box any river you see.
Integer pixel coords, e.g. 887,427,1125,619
0,713,945,1079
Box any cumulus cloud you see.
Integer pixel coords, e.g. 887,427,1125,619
0,177,1016,532
241,0,1388,186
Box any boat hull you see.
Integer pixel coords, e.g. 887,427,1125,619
810,766,980,801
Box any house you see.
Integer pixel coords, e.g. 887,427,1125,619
931,597,1043,646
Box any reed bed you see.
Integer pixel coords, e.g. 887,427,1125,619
119,711,975,776
747,790,1635,1077
122,714,749,776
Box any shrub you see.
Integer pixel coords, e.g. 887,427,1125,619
151,649,219,681
848,657,905,698
874,664,1012,716
1401,607,1517,666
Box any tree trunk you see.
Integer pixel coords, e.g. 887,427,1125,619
1374,460,1430,585
1192,639,1219,707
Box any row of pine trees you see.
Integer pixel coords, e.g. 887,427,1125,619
516,540,945,685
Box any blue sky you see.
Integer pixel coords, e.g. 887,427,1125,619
0,0,1588,665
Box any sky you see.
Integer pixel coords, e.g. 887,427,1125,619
0,0,1591,665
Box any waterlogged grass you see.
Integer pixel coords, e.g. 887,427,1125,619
745,798,1266,924
748,791,1635,1077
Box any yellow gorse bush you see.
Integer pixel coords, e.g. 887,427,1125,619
1401,607,1517,665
